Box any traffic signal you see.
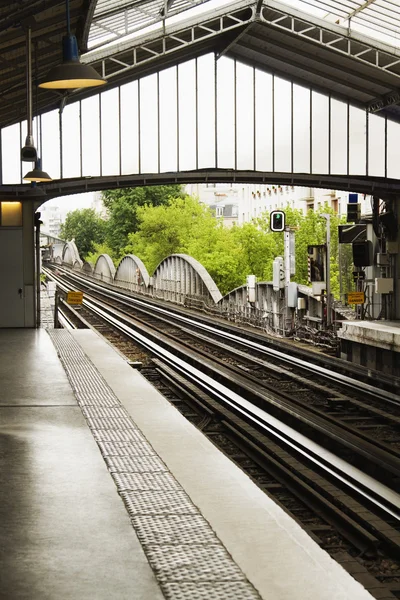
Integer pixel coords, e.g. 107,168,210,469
352,241,372,267
346,203,361,223
270,210,285,232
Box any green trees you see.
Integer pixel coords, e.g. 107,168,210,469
125,198,345,296
102,185,186,256
60,189,348,299
59,208,106,259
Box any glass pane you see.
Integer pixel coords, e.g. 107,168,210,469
274,77,291,172
217,57,234,168
139,73,158,174
159,67,177,173
236,62,254,170
311,91,329,174
330,99,348,175
101,88,120,176
2,124,21,184
178,61,196,171
41,110,60,179
61,102,81,178
81,96,100,176
255,70,273,171
387,119,400,179
197,54,215,169
349,106,366,175
293,84,310,173
1,202,22,226
368,113,385,177
120,81,139,175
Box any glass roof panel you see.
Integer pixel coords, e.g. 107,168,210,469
88,0,400,50
282,0,400,48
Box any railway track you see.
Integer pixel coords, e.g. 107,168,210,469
44,266,400,599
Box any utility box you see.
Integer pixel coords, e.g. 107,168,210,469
375,278,394,294
287,282,298,308
297,297,306,310
247,274,256,303
273,257,284,291
386,240,399,254
376,253,389,266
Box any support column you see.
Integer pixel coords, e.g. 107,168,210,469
22,200,36,327
393,199,400,320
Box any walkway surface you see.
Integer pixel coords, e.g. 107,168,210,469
0,327,377,600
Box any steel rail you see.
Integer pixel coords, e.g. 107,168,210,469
75,291,400,520
47,266,400,405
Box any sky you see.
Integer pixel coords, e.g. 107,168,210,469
43,192,95,219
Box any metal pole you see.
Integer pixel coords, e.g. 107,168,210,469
35,215,41,328
322,213,331,327
284,227,291,333
54,287,59,328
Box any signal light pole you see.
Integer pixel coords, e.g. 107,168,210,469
321,213,332,328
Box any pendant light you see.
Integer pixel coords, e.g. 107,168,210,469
24,40,52,183
24,158,52,182
21,27,37,162
39,0,106,90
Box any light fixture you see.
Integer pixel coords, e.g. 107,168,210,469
24,158,52,183
21,27,37,162
39,0,106,90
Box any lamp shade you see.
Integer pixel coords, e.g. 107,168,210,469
21,135,38,162
39,35,106,89
24,159,52,182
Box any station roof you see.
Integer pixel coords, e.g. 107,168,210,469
0,0,400,129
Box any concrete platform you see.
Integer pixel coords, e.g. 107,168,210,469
0,329,164,600
0,328,377,600
338,320,400,375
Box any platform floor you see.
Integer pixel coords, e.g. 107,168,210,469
0,328,377,600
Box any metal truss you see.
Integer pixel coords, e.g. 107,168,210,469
367,91,400,114
86,0,400,84
89,0,215,50
261,0,400,77
87,1,255,80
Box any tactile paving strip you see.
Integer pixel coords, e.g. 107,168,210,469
105,455,167,473
162,582,262,600
96,441,157,457
112,471,181,492
120,489,199,516
81,406,131,419
145,545,247,583
48,329,262,599
91,429,148,443
131,514,220,545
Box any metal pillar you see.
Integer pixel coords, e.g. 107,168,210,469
322,213,332,327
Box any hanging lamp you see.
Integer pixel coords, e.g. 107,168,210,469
24,158,52,182
24,40,52,183
39,0,106,89
21,27,37,162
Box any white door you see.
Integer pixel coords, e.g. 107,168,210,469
0,229,25,327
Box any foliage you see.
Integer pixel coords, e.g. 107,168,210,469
102,185,186,256
125,197,349,297
85,243,118,267
59,208,106,259
65,193,351,298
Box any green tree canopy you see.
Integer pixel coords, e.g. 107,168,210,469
60,208,106,259
102,185,186,256
124,197,347,297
